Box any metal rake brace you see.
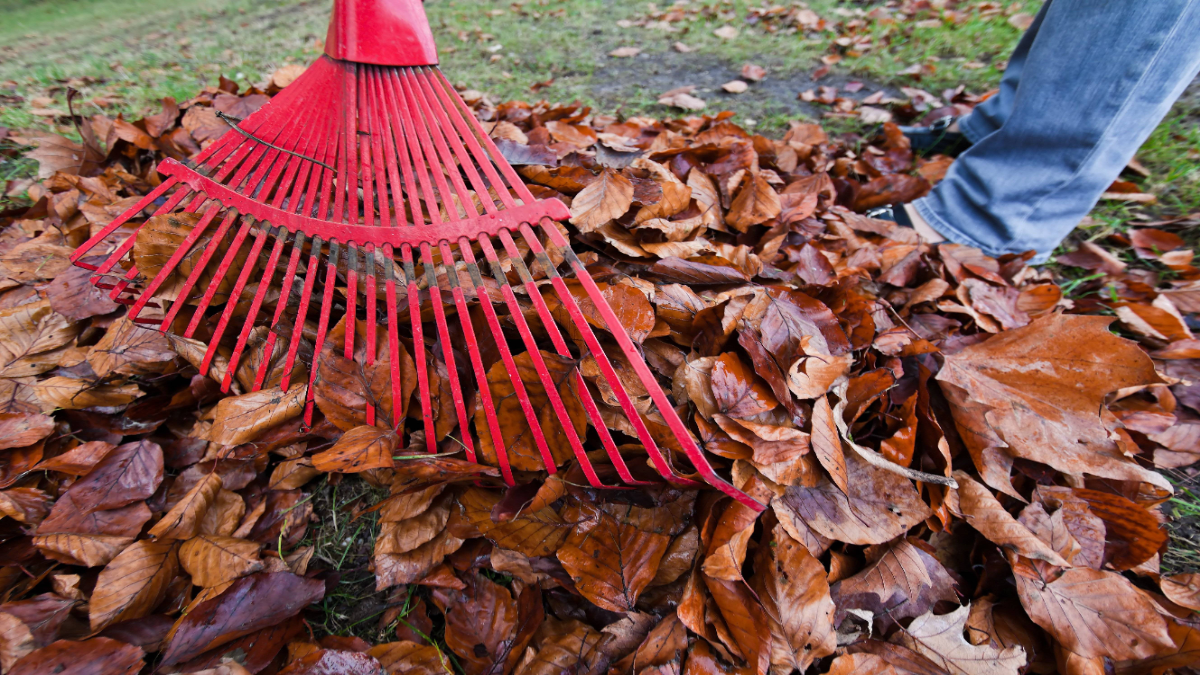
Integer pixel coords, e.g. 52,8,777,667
69,0,764,511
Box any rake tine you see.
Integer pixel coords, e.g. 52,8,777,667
439,239,493,467
159,210,240,332
518,223,700,485
127,201,224,322
476,234,606,485
90,187,196,281
531,222,765,510
397,69,478,219
281,235,323,391
420,241,474,459
201,222,272,378
225,228,289,391
429,68,538,206
255,231,308,391
183,214,257,339
384,244,404,430
345,243,359,360
304,240,341,427
401,245,436,449
71,179,180,268
416,69,518,211
364,244,378,427
496,229,647,486
457,239,540,481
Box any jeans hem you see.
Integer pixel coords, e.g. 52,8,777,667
913,198,1050,264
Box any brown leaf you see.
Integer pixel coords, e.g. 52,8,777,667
374,529,465,590
830,538,958,630
704,575,770,672
59,440,163,513
148,472,222,540
86,317,176,378
179,535,265,587
160,572,325,667
751,522,836,673
0,300,80,377
1014,563,1172,660
367,641,452,675
313,425,398,473
557,503,670,612
810,395,849,494
518,619,603,675
1161,574,1200,611
33,376,143,411
893,605,1026,675
570,169,634,232
727,173,781,231
710,352,778,418
955,472,1070,566
89,539,180,631
208,386,306,446
9,637,143,675
0,413,54,451
475,350,588,473
376,496,451,555
937,314,1168,491
778,450,931,545
431,572,523,675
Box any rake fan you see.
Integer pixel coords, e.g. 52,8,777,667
70,0,762,510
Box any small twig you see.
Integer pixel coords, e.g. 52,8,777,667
216,111,334,171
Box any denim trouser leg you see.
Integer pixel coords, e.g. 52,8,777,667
955,0,1051,143
913,0,1200,262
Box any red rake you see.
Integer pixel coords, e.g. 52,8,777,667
69,0,763,511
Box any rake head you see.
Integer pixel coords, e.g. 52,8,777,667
69,1,763,511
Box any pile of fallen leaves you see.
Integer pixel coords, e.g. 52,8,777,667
1,67,1199,675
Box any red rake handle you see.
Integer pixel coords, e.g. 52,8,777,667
325,0,439,67
157,158,570,246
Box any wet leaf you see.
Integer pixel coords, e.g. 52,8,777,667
179,535,265,587
557,503,670,612
312,425,398,473
208,386,306,446
89,540,180,631
894,604,1026,675
570,169,634,232
1014,563,1172,660
160,571,325,667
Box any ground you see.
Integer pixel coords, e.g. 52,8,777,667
2,0,1199,631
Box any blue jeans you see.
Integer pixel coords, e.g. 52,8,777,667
913,0,1200,263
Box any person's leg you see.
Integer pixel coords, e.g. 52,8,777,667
954,0,1052,143
914,0,1200,262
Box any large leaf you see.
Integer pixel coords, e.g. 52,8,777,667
208,387,306,446
777,451,931,545
557,503,670,612
1014,563,1172,660
179,535,265,587
475,350,589,473
9,637,143,675
893,605,1026,675
751,523,836,673
937,314,1169,490
312,425,398,473
569,168,634,232
89,540,180,631
148,472,221,540
58,440,163,514
160,572,325,667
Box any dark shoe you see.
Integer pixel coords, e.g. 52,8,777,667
866,204,914,228
897,115,971,157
